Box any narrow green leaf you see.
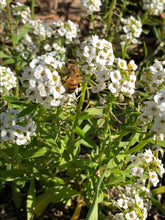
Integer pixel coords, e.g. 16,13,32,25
126,139,150,155
151,186,165,195
11,182,22,208
86,166,108,220
143,41,148,57
22,147,48,159
149,140,165,148
0,51,10,58
1,96,30,106
150,196,165,214
18,23,30,42
75,126,97,148
27,177,36,220
17,103,38,117
12,32,19,44
35,187,79,216
1,58,15,65
35,191,54,216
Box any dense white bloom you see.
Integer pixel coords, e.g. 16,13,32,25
141,60,165,139
0,66,17,95
16,34,37,60
120,16,142,43
11,2,31,24
80,0,102,14
131,167,144,177
142,0,165,15
51,20,80,43
29,19,53,40
77,35,137,97
0,109,36,145
21,52,76,108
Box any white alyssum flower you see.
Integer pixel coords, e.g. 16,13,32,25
125,211,138,220
21,52,76,108
0,66,17,95
0,109,36,145
117,198,128,209
77,35,137,97
149,171,159,187
114,213,124,220
142,0,165,15
51,20,80,43
141,60,165,140
131,167,144,177
80,0,102,15
119,16,142,44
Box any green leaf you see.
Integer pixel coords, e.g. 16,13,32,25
86,166,108,220
125,132,140,152
12,32,19,44
0,170,24,179
11,182,22,208
27,177,36,220
75,126,97,148
151,186,165,195
1,96,30,106
1,58,15,65
149,140,165,148
150,196,165,215
143,41,148,58
17,103,39,117
18,23,30,42
125,138,150,155
35,187,79,216
22,147,48,159
0,51,10,58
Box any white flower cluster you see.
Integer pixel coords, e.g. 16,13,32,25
51,20,80,43
119,16,142,44
21,52,75,109
76,35,137,97
16,34,37,60
11,2,52,40
42,42,66,59
142,0,165,16
11,2,31,24
0,0,6,10
80,0,102,15
29,19,53,40
0,108,36,145
113,182,151,220
141,60,165,139
130,149,165,187
0,66,17,96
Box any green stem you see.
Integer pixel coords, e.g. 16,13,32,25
71,81,87,142
31,0,35,19
36,105,44,144
91,14,96,35
105,0,116,39
6,1,19,97
99,95,113,170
